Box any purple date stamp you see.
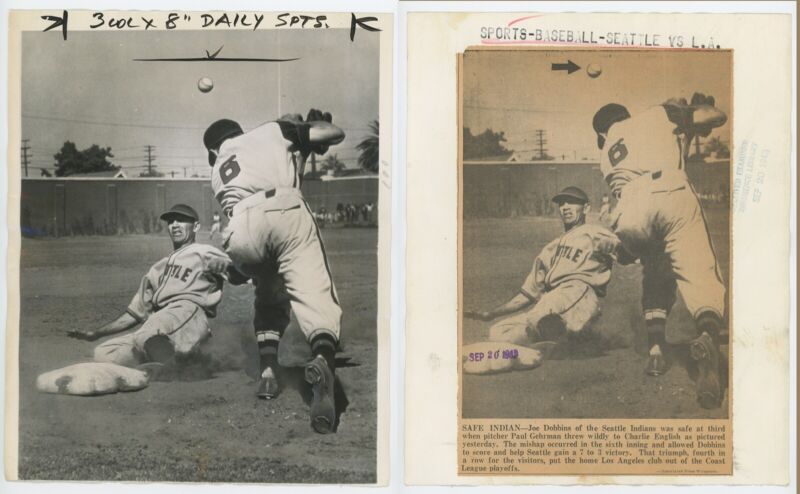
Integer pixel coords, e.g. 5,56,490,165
467,348,519,362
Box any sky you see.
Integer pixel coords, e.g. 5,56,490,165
21,28,379,177
462,49,732,161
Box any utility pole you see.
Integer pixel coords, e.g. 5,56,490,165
183,167,187,178
144,145,156,176
21,139,30,177
535,130,548,160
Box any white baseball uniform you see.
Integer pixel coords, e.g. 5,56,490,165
94,243,230,366
600,105,725,321
211,121,341,346
489,223,617,345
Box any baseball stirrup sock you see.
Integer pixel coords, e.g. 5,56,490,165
645,318,667,350
310,334,337,373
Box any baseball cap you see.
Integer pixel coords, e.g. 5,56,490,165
203,119,244,165
552,186,589,205
592,103,630,148
160,204,199,222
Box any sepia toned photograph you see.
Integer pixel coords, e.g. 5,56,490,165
7,11,388,483
459,48,732,421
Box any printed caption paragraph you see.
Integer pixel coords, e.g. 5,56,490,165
459,420,731,475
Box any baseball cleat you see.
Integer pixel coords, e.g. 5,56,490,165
645,353,668,377
645,344,669,376
305,355,336,434
690,333,722,409
256,367,279,400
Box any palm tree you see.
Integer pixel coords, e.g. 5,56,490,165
357,120,379,173
322,154,346,175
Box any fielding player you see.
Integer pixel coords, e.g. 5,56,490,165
466,187,618,347
67,204,232,370
202,109,345,434
592,93,728,409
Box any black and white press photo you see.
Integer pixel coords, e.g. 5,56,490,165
6,10,390,483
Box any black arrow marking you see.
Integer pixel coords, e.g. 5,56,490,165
41,10,68,40
350,13,380,41
551,60,580,74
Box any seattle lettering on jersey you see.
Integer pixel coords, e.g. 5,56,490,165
554,244,584,263
127,244,228,320
163,263,194,282
521,223,616,299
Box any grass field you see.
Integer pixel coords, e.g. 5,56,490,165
16,228,377,482
461,207,730,419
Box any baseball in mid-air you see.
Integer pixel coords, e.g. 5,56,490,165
587,64,602,78
198,77,214,93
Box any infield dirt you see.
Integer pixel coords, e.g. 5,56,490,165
16,228,378,482
461,210,730,420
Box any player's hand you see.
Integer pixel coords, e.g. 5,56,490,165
305,109,335,155
202,251,232,275
691,92,715,108
280,113,304,124
689,93,713,137
464,310,493,321
306,108,333,124
67,329,100,341
225,265,251,286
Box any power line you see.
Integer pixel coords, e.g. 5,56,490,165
145,145,156,176
22,114,205,130
535,129,548,160
21,139,30,177
23,113,376,133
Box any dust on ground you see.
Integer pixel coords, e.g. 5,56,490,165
17,228,378,482
462,211,730,420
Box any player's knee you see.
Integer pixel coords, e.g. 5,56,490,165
531,314,566,342
143,335,176,364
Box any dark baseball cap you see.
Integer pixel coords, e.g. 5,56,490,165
160,204,199,222
552,186,589,205
203,119,244,165
592,103,630,148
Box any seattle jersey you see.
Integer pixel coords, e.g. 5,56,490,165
600,106,685,194
211,122,301,215
520,223,617,298
126,243,229,320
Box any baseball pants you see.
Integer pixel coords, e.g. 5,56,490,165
223,188,342,344
489,280,600,346
94,300,211,367
612,170,726,321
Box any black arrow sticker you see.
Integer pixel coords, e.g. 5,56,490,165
551,60,580,74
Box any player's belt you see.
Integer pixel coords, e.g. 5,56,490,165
229,188,303,217
614,171,664,200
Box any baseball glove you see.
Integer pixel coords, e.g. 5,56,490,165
305,108,334,156
276,109,335,157
663,92,718,138
689,92,716,137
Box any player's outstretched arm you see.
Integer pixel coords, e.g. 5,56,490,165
464,292,534,321
67,312,138,341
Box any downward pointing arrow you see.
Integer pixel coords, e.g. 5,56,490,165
551,60,580,74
